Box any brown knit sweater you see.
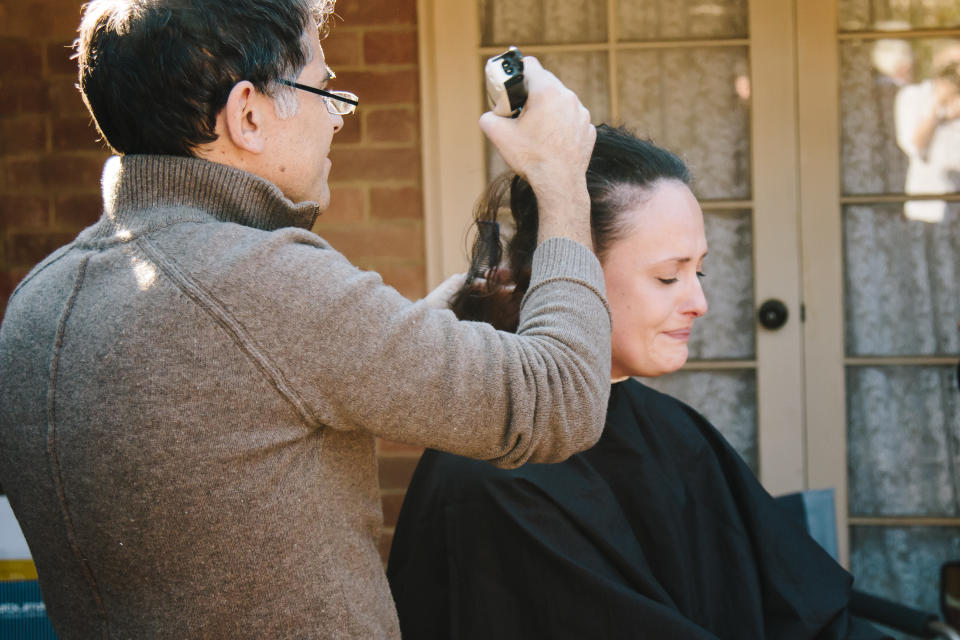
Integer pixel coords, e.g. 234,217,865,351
0,155,611,638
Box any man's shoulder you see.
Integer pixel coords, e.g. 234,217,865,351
6,238,83,312
139,214,343,279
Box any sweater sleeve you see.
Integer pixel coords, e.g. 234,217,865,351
153,227,612,467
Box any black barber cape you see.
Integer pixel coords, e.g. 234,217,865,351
387,379,885,639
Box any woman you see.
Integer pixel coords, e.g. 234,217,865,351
387,125,884,639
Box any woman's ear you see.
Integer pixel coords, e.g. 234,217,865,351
222,81,266,154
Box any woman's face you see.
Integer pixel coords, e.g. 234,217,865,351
602,179,708,379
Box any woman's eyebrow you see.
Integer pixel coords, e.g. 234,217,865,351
651,253,708,265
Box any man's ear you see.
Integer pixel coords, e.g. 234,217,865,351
222,81,267,154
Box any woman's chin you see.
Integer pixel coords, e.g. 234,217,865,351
613,361,688,380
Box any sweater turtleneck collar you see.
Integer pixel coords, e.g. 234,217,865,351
98,154,321,234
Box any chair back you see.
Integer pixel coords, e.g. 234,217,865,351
774,488,839,561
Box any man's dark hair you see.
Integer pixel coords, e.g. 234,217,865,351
75,0,335,156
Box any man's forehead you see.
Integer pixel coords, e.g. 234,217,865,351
301,36,332,82
314,37,334,80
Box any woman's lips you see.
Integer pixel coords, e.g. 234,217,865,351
663,328,691,341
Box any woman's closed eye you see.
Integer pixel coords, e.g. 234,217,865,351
657,272,705,285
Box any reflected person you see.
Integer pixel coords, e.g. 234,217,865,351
895,40,960,222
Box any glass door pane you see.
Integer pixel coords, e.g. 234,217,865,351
479,0,608,45
843,203,960,356
838,0,960,31
617,47,751,200
847,366,959,518
617,0,748,39
851,527,960,615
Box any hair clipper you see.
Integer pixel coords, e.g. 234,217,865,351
485,47,527,118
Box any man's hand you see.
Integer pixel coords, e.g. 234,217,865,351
479,57,595,249
422,271,518,310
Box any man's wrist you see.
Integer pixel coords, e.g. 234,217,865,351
534,184,592,249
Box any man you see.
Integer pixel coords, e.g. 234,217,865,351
0,0,609,638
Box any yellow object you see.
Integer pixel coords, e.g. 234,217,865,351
0,559,38,581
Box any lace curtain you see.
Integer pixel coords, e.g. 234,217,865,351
852,526,960,615
617,48,751,201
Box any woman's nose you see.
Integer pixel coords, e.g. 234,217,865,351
683,278,708,317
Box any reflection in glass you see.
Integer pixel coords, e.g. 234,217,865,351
641,369,757,472
688,209,754,361
617,0,748,40
618,47,751,200
843,204,960,357
847,366,960,517
484,51,609,180
896,39,960,223
841,37,960,206
479,0,607,46
838,0,960,32
850,526,960,616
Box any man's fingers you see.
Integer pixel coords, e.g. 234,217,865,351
423,272,468,309
521,55,542,73
478,110,503,138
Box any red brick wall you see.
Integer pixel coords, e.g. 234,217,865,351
0,0,425,561
0,1,110,316
322,0,426,561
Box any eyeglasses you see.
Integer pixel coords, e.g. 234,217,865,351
278,79,359,115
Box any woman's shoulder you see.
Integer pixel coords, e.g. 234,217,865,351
415,444,603,511
607,378,737,462
413,448,528,503
417,447,519,480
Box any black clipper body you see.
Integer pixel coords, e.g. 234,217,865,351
485,47,527,118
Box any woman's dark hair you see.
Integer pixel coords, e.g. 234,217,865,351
76,0,334,156
451,124,690,332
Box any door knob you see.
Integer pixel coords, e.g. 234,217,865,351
758,299,789,330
